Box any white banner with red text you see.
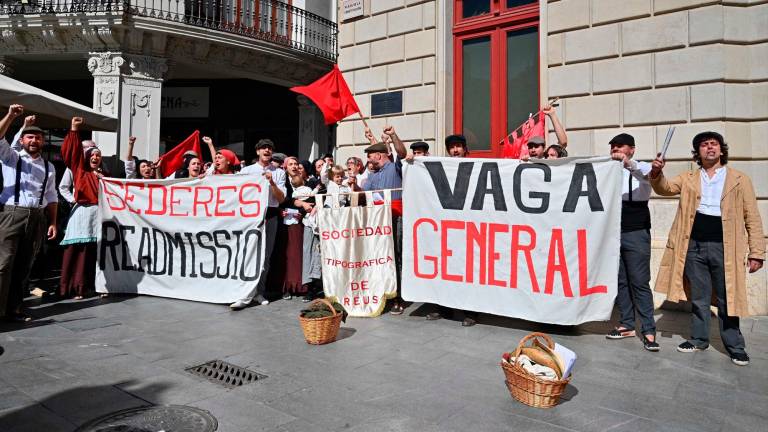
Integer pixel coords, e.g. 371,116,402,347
402,156,622,325
317,191,398,317
96,175,270,303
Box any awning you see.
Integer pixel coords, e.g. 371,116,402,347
0,74,118,132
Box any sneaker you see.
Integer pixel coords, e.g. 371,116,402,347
461,317,476,327
282,293,292,300
255,294,269,306
425,312,442,321
677,341,707,353
302,294,314,303
229,299,250,310
731,352,750,366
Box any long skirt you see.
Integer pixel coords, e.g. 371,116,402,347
302,226,322,285
60,243,97,297
282,223,306,294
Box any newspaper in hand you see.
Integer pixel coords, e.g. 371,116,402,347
659,126,676,160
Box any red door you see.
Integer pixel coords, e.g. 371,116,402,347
453,1,540,157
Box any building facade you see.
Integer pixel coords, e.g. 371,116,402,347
1,0,338,162
336,0,768,314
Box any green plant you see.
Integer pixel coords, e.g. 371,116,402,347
300,301,347,322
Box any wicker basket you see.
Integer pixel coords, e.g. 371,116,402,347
298,298,343,345
500,332,571,408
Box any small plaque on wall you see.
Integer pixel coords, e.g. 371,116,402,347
371,91,403,116
342,0,365,21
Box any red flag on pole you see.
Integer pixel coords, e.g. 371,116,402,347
290,65,361,125
159,130,201,178
501,112,545,159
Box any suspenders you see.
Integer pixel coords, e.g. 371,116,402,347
11,156,50,207
628,172,633,202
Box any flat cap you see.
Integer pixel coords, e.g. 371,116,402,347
609,133,635,147
256,138,275,149
272,152,287,162
410,141,429,151
21,126,44,135
445,134,467,147
527,136,545,146
364,142,389,153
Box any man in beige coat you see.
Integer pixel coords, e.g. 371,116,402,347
649,131,765,366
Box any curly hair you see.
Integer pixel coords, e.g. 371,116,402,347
545,144,568,159
691,131,728,166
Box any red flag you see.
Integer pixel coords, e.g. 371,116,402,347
159,130,201,178
502,112,545,159
290,65,360,125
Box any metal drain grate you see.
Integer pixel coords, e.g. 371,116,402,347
75,405,217,432
186,359,266,388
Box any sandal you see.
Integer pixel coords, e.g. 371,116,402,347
606,328,636,339
389,303,404,315
643,335,660,352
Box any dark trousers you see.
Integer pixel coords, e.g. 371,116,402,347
0,206,46,317
684,239,746,355
616,228,656,335
250,210,279,300
393,214,402,300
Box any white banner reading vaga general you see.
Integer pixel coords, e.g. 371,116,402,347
402,157,622,325
96,175,269,303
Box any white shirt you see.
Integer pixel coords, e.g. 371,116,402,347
697,167,726,217
0,139,57,208
239,162,287,207
58,168,75,204
622,160,652,202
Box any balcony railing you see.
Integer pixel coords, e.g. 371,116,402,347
0,0,337,60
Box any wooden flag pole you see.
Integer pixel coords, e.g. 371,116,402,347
358,111,370,129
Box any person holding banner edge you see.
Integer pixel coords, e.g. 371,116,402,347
649,132,765,366
605,133,659,351
363,126,407,314
232,138,287,310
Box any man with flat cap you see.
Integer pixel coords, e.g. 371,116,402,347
364,127,407,314
234,138,286,309
522,105,568,160
410,141,429,157
605,133,659,351
0,104,58,322
422,134,478,326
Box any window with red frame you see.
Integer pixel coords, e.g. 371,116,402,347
453,0,540,157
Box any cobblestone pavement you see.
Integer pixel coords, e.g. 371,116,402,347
1,294,766,432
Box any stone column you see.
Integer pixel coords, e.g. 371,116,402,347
297,95,328,161
88,52,167,160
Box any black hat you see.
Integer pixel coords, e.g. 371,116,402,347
256,138,275,150
609,133,635,147
364,142,388,153
21,126,44,135
410,141,429,151
445,134,466,148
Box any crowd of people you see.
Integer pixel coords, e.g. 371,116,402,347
0,101,764,367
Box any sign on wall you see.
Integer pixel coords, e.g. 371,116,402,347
161,87,209,118
342,0,365,21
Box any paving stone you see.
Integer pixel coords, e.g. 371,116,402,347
0,403,76,432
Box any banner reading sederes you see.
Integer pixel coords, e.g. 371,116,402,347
96,175,269,303
402,157,622,325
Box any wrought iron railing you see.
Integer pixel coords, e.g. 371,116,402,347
0,0,337,60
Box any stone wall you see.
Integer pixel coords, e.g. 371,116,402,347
336,0,438,162
546,0,767,314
